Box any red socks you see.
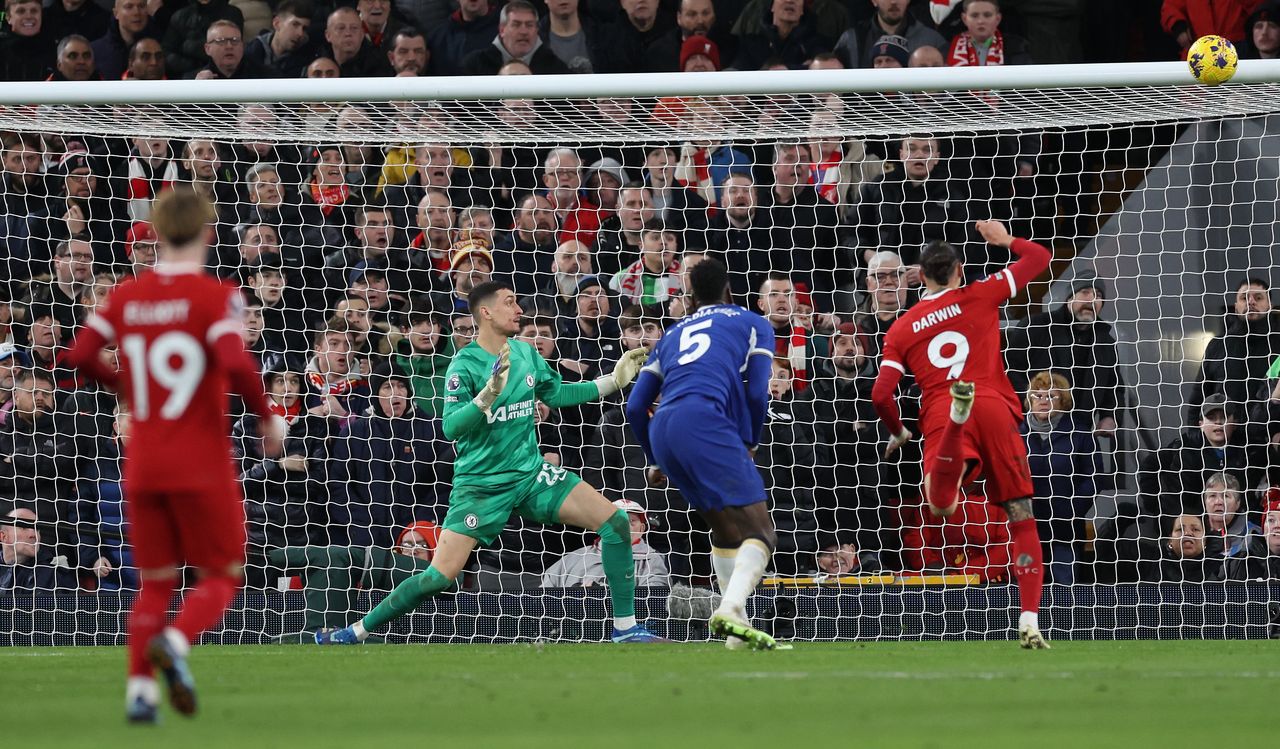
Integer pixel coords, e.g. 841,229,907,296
927,419,969,512
1008,518,1044,614
171,575,239,643
128,577,176,677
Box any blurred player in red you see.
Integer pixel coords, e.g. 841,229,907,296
871,220,1052,649
66,187,283,722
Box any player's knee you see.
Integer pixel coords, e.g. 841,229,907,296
746,531,777,553
597,510,631,545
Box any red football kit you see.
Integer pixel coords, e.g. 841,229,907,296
67,263,272,569
872,238,1051,505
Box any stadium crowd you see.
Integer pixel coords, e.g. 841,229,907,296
5,0,1280,599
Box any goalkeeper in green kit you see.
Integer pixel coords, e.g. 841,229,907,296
315,281,665,644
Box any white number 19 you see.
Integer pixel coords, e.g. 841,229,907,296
927,330,970,379
121,331,207,420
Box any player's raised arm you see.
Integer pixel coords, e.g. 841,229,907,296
65,311,119,389
743,317,776,448
871,339,912,457
976,220,1052,292
624,363,662,467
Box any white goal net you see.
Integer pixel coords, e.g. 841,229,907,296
3,63,1280,643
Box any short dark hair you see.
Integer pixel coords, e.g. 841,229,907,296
250,252,284,273
275,0,313,19
619,303,664,332
391,26,425,46
521,315,557,333
688,257,729,306
640,218,671,237
15,367,55,389
919,240,961,286
1238,277,1270,292
468,280,512,318
242,292,264,308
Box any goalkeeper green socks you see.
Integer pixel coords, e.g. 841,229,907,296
359,566,453,634
597,510,637,626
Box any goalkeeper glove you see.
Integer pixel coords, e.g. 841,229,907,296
472,341,511,414
596,347,648,397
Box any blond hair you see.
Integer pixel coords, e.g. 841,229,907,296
150,187,215,247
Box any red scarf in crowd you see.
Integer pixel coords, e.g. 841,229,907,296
811,149,842,205
410,231,454,276
268,399,303,425
947,31,1005,67
306,370,364,398
309,179,350,216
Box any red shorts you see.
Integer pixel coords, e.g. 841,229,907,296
127,485,246,570
922,397,1034,506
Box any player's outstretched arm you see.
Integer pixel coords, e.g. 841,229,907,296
976,220,1052,291
64,317,118,389
743,350,773,449
624,369,661,467
209,332,283,457
871,363,912,456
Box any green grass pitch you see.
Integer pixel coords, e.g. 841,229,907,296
4,640,1274,748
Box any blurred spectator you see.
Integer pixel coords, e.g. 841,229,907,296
164,0,246,79
542,0,599,73
358,0,401,52
45,0,110,42
393,308,455,417
899,491,1012,582
0,343,18,423
649,0,735,72
542,148,605,246
1163,0,1259,49
857,251,917,346
305,319,371,425
73,402,134,590
438,237,495,313
833,0,946,68
91,0,153,80
385,189,452,296
50,34,99,82
429,0,499,75
2,133,49,287
1241,2,1280,58
808,107,885,211
1263,499,1280,576
449,309,477,351
909,44,946,67
558,275,620,374
0,0,56,81
1145,512,1217,581
234,357,332,585
756,273,813,390
643,145,680,213
583,158,628,216
1138,393,1254,539
946,0,1032,66
810,323,882,549
757,357,821,573
1187,277,1280,424
296,144,357,252
327,364,453,547
701,171,771,304
39,148,124,266
304,55,339,78
1201,472,1265,580
594,183,654,280
244,0,314,79
244,252,309,356
123,221,157,275
0,368,78,556
17,304,75,387
732,0,830,70
763,142,846,312
1020,371,1100,584
125,136,178,223
534,239,593,318
611,220,682,306
194,19,265,79
319,5,394,77
542,499,670,587
0,507,78,590
494,194,557,297
594,0,673,73
462,0,569,75
124,36,165,79
382,142,457,242
671,141,747,224
1005,278,1124,433
35,237,94,333
388,26,430,75
870,33,910,67
857,137,970,269
268,519,438,632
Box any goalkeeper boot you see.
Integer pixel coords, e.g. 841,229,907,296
147,630,197,717
709,607,778,651
1019,623,1051,650
610,624,669,643
314,626,361,645
949,380,975,423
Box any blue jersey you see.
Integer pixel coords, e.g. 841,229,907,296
642,304,776,444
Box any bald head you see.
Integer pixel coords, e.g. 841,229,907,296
908,45,944,68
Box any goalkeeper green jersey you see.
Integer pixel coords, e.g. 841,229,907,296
441,338,600,490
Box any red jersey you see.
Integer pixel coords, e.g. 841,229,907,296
873,238,1052,435
69,264,271,491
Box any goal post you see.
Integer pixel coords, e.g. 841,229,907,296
2,61,1280,644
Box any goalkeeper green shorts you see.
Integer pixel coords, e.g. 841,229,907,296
442,462,582,546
